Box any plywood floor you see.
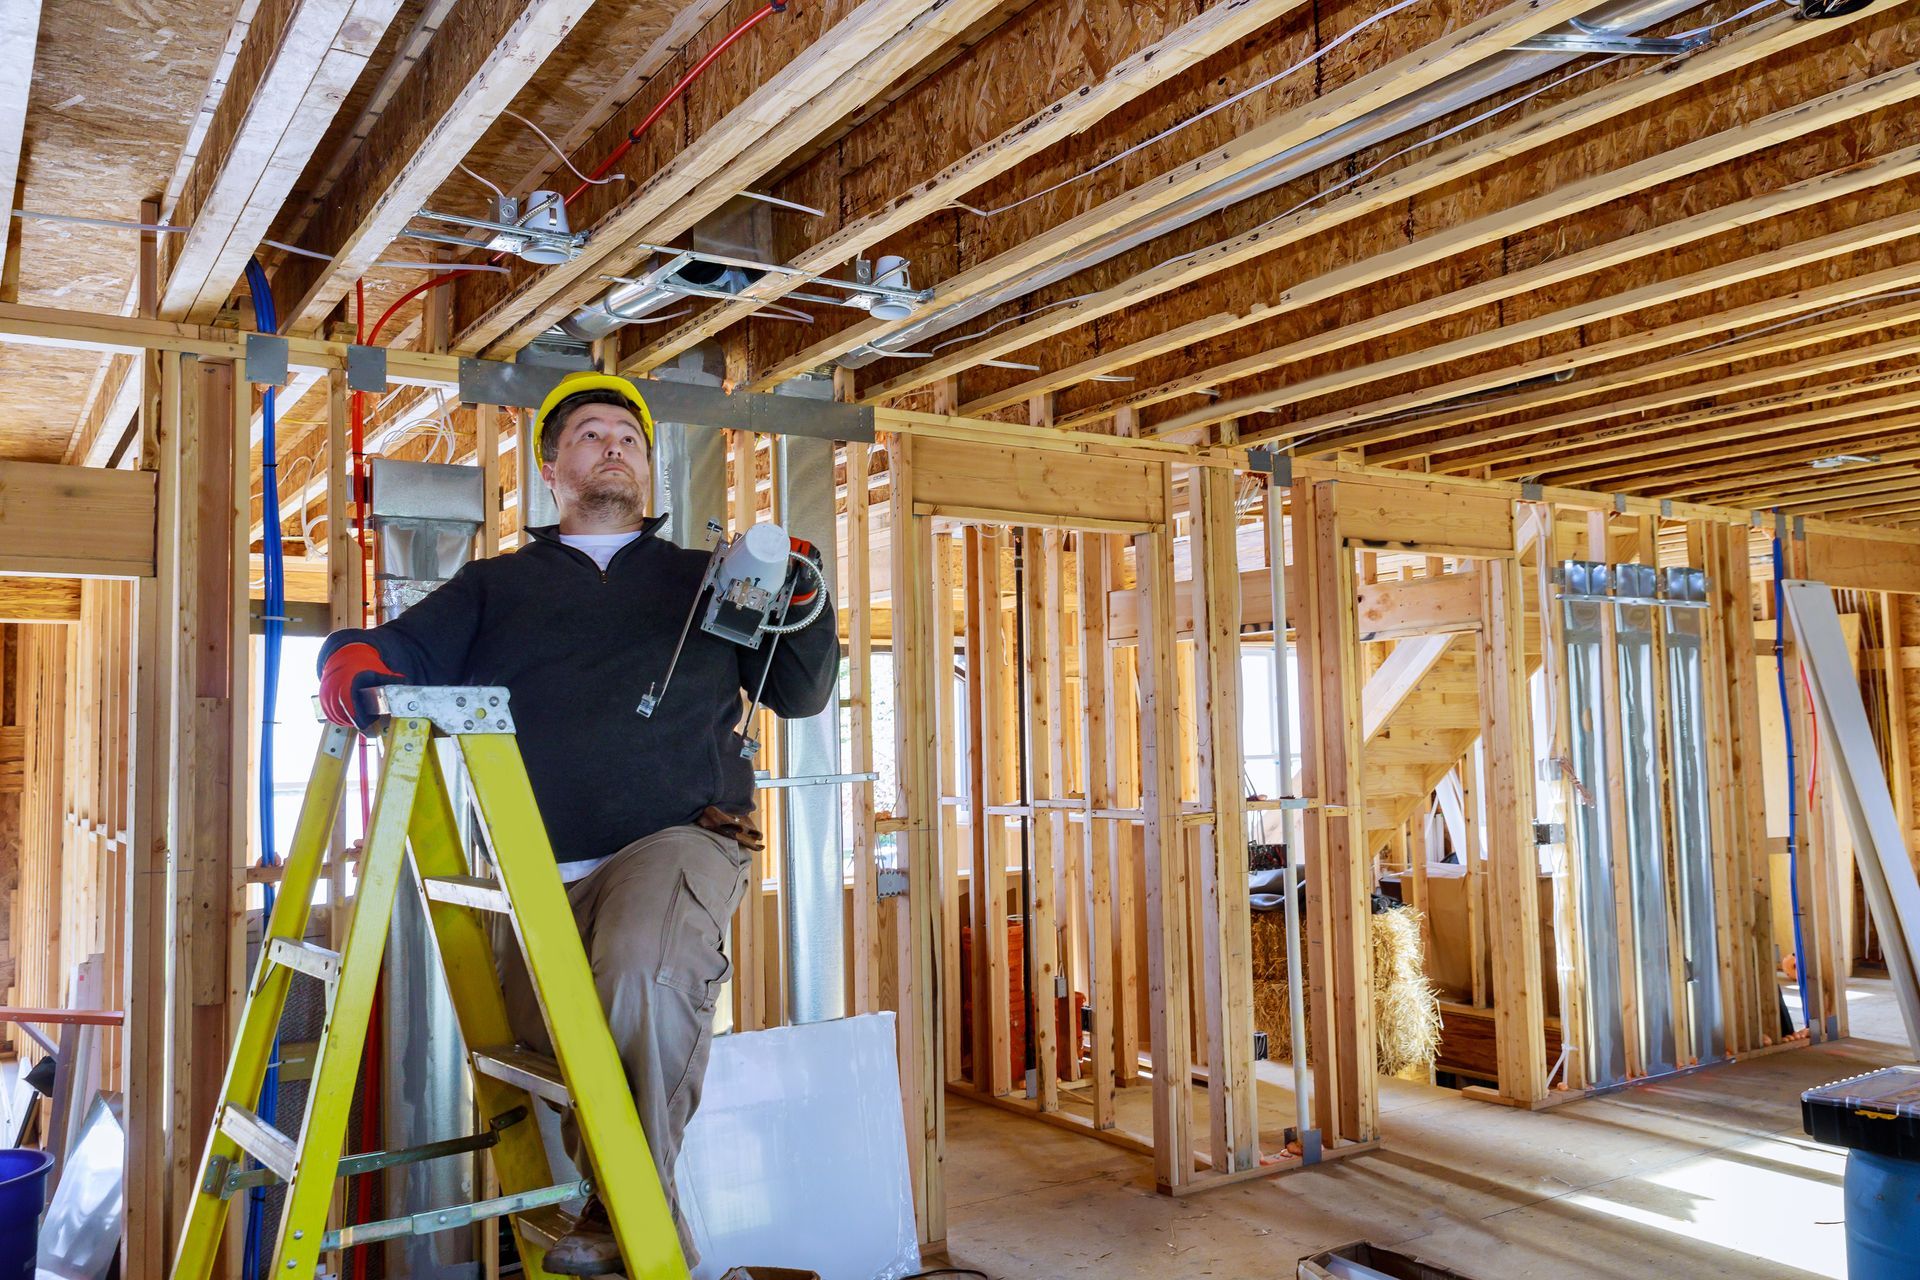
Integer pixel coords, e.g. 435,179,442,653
936,978,1904,1278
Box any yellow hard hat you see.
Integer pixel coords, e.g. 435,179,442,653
532,371,655,463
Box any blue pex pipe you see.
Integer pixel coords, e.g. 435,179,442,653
241,257,284,1280
1771,523,1812,1034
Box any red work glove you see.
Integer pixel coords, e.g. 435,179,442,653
787,536,826,609
318,643,404,730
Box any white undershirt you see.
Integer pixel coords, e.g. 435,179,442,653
558,530,643,571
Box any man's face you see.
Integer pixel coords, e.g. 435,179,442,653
540,402,652,524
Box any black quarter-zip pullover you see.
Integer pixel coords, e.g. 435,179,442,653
319,517,837,870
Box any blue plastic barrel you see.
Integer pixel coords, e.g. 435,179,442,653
1847,1149,1920,1279
0,1148,54,1280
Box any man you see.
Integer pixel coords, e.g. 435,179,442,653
317,370,837,1273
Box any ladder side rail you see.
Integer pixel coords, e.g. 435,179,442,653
268,716,433,1276
171,724,353,1279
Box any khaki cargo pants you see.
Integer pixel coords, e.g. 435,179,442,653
493,823,750,1264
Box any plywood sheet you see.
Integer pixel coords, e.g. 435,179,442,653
5,0,250,451
1805,527,1920,595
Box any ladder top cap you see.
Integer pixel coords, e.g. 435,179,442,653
373,685,518,735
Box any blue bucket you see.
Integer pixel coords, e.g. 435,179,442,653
1847,1149,1920,1280
0,1148,54,1280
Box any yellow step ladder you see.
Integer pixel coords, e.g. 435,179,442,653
170,686,687,1280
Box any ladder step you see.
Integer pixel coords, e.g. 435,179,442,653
267,937,341,984
422,874,512,913
514,1205,571,1249
218,1104,297,1183
472,1046,571,1108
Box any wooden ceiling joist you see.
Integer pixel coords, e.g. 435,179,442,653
748,0,1605,392
1566,408,1920,495
616,0,1309,377
1755,470,1920,513
1482,364,1920,480
926,3,1898,417
1148,170,1920,446
159,0,406,323
1529,385,1920,489
271,0,461,252
0,0,42,272
454,0,1007,357
272,0,598,334
1322,281,1920,464
1650,433,1920,499
1146,67,1920,442
1550,391,1920,489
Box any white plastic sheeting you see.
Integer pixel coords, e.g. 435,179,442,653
676,1012,920,1280
35,1095,123,1280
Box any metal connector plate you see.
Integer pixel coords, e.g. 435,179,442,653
373,686,516,735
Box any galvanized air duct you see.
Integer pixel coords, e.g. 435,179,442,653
558,196,773,341
774,378,848,1025
847,0,1723,364
367,458,488,1280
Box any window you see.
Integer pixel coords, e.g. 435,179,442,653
248,634,366,905
1240,643,1302,799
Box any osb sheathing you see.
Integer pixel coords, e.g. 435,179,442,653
743,0,1530,384
449,0,851,335
263,0,693,336
850,3,1916,421
266,0,431,246
1157,101,1920,444
2,0,248,459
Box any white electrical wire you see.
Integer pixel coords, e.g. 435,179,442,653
626,307,693,324
459,162,509,201
372,259,512,273
9,208,182,232
752,301,815,324
952,0,1428,218
881,0,1790,371
279,455,320,552
504,109,627,186
874,38,1630,363
262,238,332,261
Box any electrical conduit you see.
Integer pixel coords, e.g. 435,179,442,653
1772,523,1812,1033
240,257,284,1280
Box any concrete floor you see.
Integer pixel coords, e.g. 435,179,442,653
936,978,1905,1278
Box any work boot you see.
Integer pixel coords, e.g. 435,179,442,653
544,1196,623,1277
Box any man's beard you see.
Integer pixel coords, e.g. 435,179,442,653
574,470,647,523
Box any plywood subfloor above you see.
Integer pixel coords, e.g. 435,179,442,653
4,0,249,454
938,977,1906,1279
